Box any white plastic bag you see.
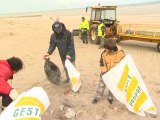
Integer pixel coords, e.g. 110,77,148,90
65,59,81,92
0,87,50,120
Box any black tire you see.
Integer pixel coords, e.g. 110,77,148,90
157,43,160,52
89,24,99,44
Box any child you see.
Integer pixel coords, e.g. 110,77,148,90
92,39,125,104
0,57,23,111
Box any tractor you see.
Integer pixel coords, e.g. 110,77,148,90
72,5,160,52
86,5,118,44
85,5,160,52
72,5,119,45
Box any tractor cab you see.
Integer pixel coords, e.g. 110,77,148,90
89,6,116,27
87,6,117,44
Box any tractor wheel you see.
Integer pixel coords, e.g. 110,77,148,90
157,43,160,52
89,24,99,44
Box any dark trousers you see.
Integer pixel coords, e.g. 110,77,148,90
0,93,13,107
98,36,105,48
81,31,88,44
94,75,114,101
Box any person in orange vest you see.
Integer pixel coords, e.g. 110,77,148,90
0,57,23,111
79,17,89,44
92,39,125,104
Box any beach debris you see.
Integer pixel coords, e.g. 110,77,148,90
59,99,76,119
63,99,74,108
59,105,65,111
44,58,61,85
64,108,76,119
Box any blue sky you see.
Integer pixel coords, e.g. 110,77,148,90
0,0,159,14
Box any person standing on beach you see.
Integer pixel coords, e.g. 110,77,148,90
92,39,125,104
79,17,89,44
0,57,24,111
43,21,76,83
98,19,106,49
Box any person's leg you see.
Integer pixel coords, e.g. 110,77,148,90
64,67,70,83
99,37,104,49
84,32,88,44
108,90,114,104
81,33,85,44
86,31,89,44
92,76,106,104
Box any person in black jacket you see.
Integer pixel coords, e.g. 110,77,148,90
43,21,76,83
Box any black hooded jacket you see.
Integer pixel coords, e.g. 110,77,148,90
47,22,75,63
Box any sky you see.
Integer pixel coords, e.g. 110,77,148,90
0,0,160,14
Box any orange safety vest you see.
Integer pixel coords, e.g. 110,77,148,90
100,50,125,73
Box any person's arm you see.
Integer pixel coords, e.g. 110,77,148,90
66,31,75,60
47,34,56,55
0,77,12,95
100,51,108,74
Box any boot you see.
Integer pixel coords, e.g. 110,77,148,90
92,95,101,104
92,98,98,104
108,96,113,104
108,90,114,104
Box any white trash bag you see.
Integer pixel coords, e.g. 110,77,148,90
0,87,50,120
65,59,81,92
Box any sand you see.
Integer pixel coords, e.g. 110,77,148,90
0,2,160,120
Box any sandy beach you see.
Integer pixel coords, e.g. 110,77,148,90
0,2,160,120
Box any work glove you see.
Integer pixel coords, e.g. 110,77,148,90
43,53,50,60
9,89,19,100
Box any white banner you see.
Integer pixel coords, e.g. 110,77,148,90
0,87,50,120
102,54,156,116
